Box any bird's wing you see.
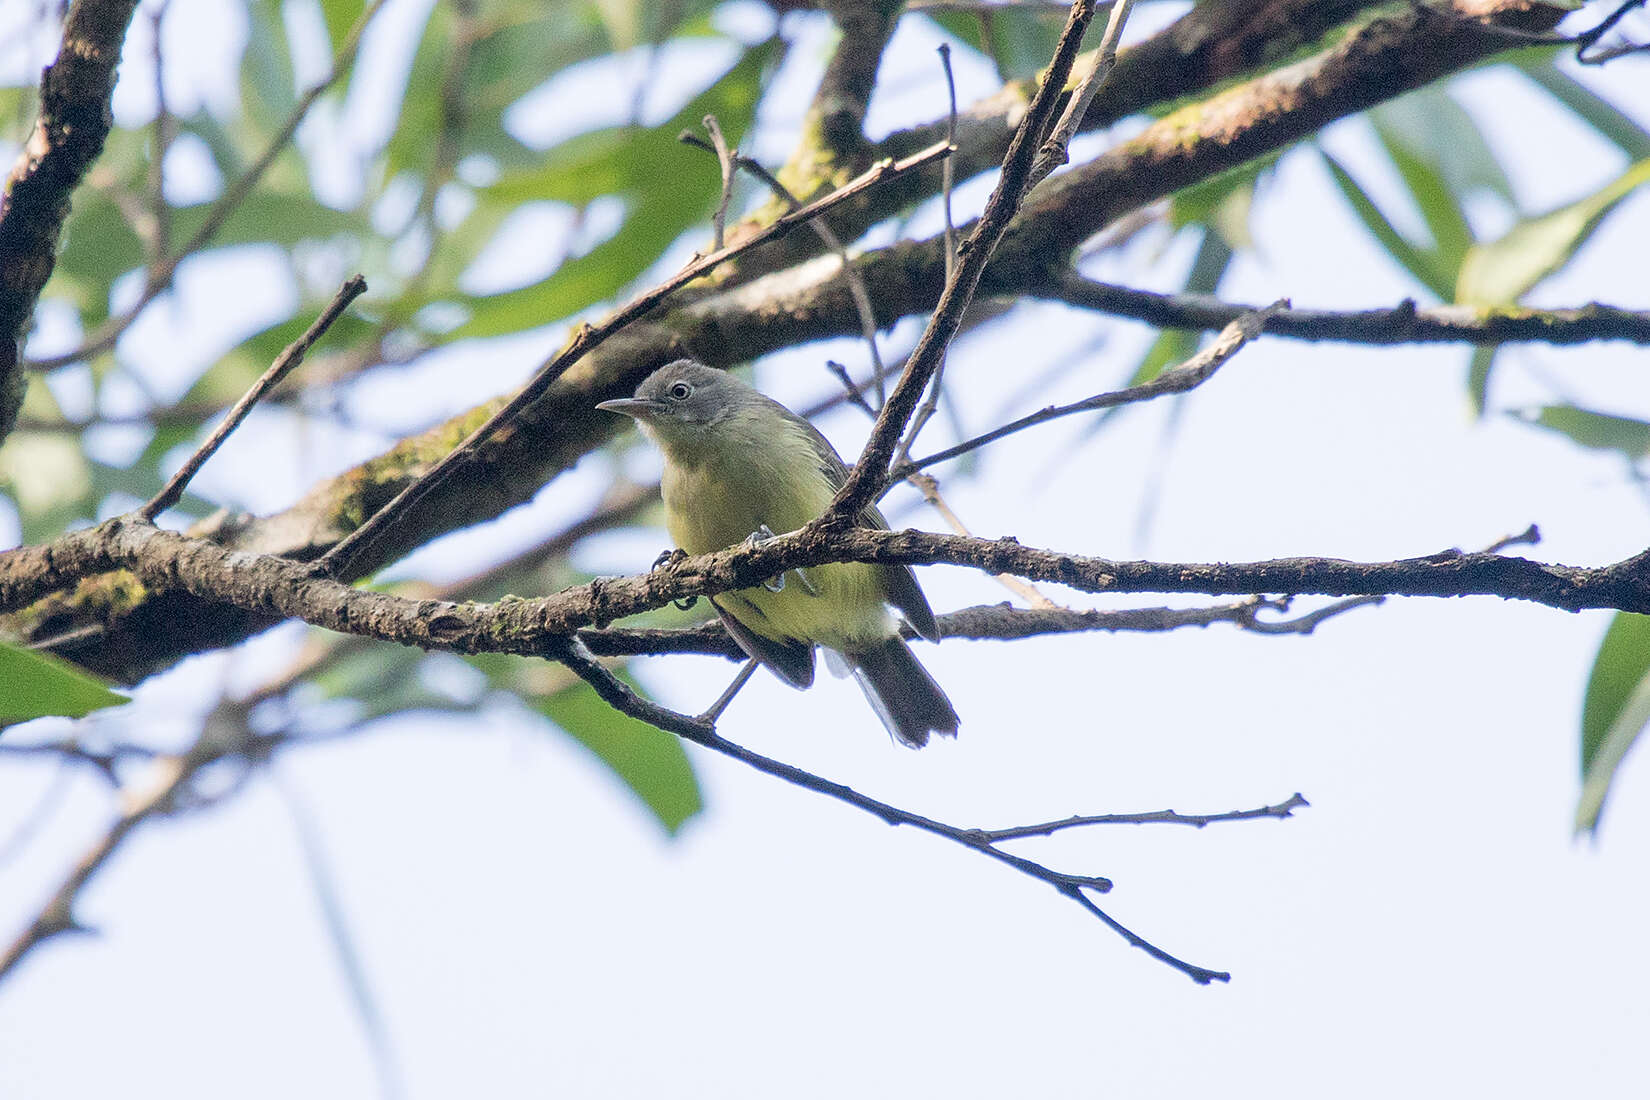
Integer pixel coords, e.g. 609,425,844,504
789,406,943,643
712,596,817,688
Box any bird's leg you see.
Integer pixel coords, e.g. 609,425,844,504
653,548,697,610
744,523,819,597
697,659,760,724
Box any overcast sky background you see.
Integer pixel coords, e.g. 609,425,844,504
2,2,1649,1096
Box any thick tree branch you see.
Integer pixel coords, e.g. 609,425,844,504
0,0,141,440
576,597,1291,658
4,519,1646,662
0,0,1585,681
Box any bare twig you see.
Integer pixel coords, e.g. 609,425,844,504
140,275,368,521
548,636,1230,983
978,793,1309,842
697,659,759,723
147,0,172,266
683,128,894,404
1026,0,1134,191
1039,274,1650,346
893,43,964,466
313,139,952,581
827,0,1102,526
0,751,191,980
702,115,738,253
903,301,1283,476
1239,595,1386,635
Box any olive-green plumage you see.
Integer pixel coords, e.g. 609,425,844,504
598,360,958,747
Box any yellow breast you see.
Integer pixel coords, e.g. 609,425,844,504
658,419,891,649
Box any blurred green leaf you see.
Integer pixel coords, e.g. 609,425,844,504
533,674,703,836
0,640,129,725
1577,613,1650,833
168,191,367,251
1517,55,1650,161
318,0,366,52
923,7,1065,82
1371,116,1473,276
451,42,775,338
1508,405,1650,458
241,0,300,138
183,309,377,408
1170,152,1280,249
1372,88,1515,205
0,431,95,543
1321,151,1452,299
1466,345,1496,419
595,0,642,52
310,644,468,722
1125,231,1234,387
1456,159,1650,306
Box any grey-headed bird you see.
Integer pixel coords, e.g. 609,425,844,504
598,360,958,747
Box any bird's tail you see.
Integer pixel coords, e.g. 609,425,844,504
845,636,959,749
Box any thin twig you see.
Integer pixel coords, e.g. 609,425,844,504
825,344,1059,608
683,128,893,404
140,275,368,521
826,0,1103,526
824,360,877,416
978,793,1309,842
146,0,171,266
901,301,1283,476
548,636,1231,983
26,0,390,372
701,115,737,253
1040,273,1650,346
1026,0,1133,191
893,43,964,466
313,139,952,581
1239,595,1386,635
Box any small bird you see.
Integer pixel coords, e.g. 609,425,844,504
598,360,959,747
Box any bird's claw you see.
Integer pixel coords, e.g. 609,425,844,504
745,524,816,596
651,548,697,609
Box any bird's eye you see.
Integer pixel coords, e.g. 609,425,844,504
668,382,693,400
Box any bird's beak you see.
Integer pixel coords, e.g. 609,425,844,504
595,397,662,420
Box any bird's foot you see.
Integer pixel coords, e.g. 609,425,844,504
744,524,818,596
652,548,697,610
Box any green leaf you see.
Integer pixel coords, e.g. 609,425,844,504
0,431,95,543
533,676,703,837
1169,151,1280,249
318,0,366,52
923,7,1066,82
0,640,130,725
1466,345,1496,419
1576,613,1650,833
1372,88,1515,205
1130,230,1234,381
1371,114,1474,275
1517,56,1650,161
241,0,300,139
1508,405,1650,458
309,644,468,722
1321,151,1452,300
450,42,774,338
1456,159,1650,306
